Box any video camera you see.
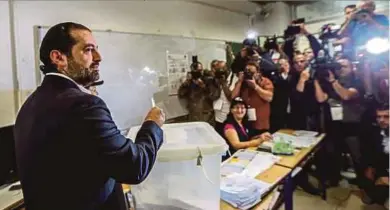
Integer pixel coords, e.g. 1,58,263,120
311,52,342,79
353,8,371,21
264,35,278,51
319,23,341,40
284,18,305,39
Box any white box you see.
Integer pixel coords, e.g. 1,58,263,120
127,122,228,210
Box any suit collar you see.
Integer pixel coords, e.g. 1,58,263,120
45,73,91,94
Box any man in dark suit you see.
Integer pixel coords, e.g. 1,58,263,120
360,103,389,206
14,22,165,210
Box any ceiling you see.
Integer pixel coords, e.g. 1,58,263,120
192,0,318,16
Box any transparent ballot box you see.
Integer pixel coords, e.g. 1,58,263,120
127,122,228,210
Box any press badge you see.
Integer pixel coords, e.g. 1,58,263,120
247,108,257,121
213,99,223,110
330,105,343,121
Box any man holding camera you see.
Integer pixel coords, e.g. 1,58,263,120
209,61,233,135
231,61,274,134
344,0,389,52
289,53,321,131
313,57,365,185
178,61,214,124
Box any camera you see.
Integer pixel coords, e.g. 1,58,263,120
311,55,342,79
319,23,341,40
215,69,227,79
264,35,278,51
353,9,371,21
190,70,202,80
284,18,305,39
244,69,254,80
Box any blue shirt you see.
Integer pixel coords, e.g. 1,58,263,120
347,14,389,47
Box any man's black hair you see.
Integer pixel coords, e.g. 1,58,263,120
344,4,356,11
376,102,389,111
39,22,91,74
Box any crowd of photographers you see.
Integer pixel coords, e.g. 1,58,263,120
178,0,389,207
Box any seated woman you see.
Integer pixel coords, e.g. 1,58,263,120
223,97,272,157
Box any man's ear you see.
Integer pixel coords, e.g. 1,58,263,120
49,50,68,71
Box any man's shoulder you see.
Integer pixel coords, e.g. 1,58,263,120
259,77,274,88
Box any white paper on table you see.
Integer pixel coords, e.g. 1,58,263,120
221,174,271,209
293,130,318,137
242,153,280,178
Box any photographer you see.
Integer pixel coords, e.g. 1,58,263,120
231,61,274,134
283,21,321,64
209,61,233,136
289,53,321,131
344,0,389,53
313,57,365,186
178,61,214,124
333,4,357,56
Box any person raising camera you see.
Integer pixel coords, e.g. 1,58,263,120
343,0,389,53
313,56,365,186
178,61,214,124
208,61,233,136
231,60,274,135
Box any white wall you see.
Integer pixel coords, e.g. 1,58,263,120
0,0,250,126
0,1,16,127
253,2,292,36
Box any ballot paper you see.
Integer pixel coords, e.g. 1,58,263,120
220,174,271,210
242,152,280,178
221,151,280,178
293,130,318,137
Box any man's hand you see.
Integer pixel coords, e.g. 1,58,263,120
145,107,165,127
299,24,309,35
327,71,336,83
365,167,376,180
375,177,389,186
193,78,205,88
238,72,244,83
300,69,310,82
246,79,257,89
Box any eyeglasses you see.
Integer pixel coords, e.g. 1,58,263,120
294,60,305,64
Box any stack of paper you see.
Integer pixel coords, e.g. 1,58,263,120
221,174,271,210
243,152,280,178
221,150,280,178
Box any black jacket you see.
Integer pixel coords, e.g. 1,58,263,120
14,75,163,210
360,125,389,177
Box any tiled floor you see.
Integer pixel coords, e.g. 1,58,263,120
281,182,388,210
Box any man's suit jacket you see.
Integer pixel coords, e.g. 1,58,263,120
14,75,163,210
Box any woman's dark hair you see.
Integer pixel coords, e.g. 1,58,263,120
224,97,250,128
39,22,91,74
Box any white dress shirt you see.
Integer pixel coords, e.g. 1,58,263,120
45,72,92,94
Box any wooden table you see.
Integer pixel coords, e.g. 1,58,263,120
275,130,326,169
220,165,291,210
